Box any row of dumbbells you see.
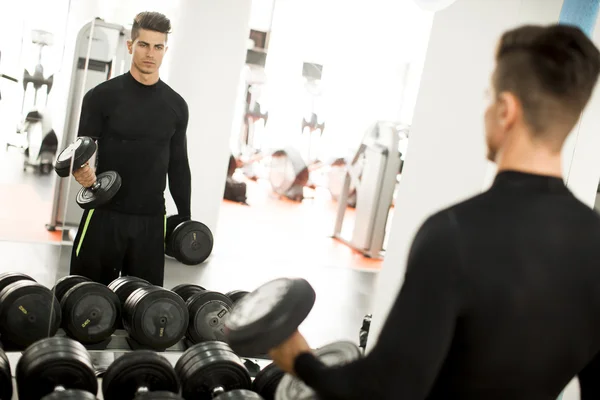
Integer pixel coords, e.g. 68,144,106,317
0,335,285,400
0,272,248,352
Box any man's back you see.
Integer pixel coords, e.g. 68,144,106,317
428,171,600,399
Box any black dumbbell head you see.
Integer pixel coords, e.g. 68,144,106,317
16,337,98,399
171,284,205,303
214,390,265,400
186,290,233,344
108,276,152,306
252,362,284,400
41,389,98,399
275,341,362,399
123,286,189,350
102,350,180,400
0,347,12,400
135,392,185,399
166,220,213,265
55,136,97,178
175,341,251,399
61,281,120,344
225,290,249,306
0,280,62,349
76,170,122,210
224,278,315,356
52,275,92,303
0,271,35,294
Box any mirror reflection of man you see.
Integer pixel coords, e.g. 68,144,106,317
70,12,191,287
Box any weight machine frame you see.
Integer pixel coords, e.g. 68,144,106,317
332,121,403,259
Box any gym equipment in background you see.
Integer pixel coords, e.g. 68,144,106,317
268,147,310,202
299,62,325,166
5,29,58,175
47,18,132,232
332,121,405,259
165,215,214,265
54,136,122,209
224,154,249,204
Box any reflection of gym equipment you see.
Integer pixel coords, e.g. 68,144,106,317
332,121,404,259
5,30,58,174
301,112,325,134
268,147,310,202
328,157,357,207
47,19,132,232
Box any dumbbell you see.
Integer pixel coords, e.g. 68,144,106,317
171,284,233,344
42,390,97,399
102,350,181,400
54,136,122,209
174,341,253,399
215,390,264,399
52,275,120,345
251,363,284,400
224,277,315,356
109,277,189,350
0,272,61,349
225,290,249,306
165,214,214,265
16,336,98,399
0,347,13,400
275,341,362,400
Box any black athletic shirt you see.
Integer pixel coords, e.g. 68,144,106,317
295,171,600,400
77,72,191,216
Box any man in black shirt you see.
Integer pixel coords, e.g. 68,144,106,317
70,12,191,287
267,25,600,399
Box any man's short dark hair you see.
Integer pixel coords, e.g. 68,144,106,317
131,12,172,42
494,24,600,143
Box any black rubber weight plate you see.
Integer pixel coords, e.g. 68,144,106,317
172,284,205,303
54,136,97,178
41,390,98,400
61,282,120,344
123,287,189,349
76,171,122,209
275,341,362,400
174,341,251,400
0,348,12,400
135,392,185,400
0,280,62,348
214,390,264,400
108,276,152,306
225,278,315,356
16,337,98,399
0,271,35,294
252,362,284,400
102,350,180,400
170,221,214,265
52,275,92,303
225,290,249,305
186,291,233,344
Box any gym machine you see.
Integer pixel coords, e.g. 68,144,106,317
5,29,58,174
46,19,132,232
332,121,406,259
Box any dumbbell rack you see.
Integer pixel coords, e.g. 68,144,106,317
3,329,272,400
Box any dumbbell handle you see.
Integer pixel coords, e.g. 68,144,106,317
88,180,101,192
212,386,225,396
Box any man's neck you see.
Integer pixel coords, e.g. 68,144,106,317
130,67,160,86
495,131,563,178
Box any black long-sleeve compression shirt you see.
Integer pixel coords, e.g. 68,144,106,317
295,171,600,400
77,71,191,216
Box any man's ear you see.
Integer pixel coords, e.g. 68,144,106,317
497,91,520,131
127,40,134,54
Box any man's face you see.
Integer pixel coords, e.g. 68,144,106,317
128,29,168,75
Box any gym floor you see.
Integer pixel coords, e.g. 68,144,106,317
0,146,383,349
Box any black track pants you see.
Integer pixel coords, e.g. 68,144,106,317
70,209,166,286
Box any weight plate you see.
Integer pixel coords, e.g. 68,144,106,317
169,221,213,265
225,290,249,305
0,280,62,348
0,348,12,400
186,291,233,344
52,275,92,303
123,287,189,349
61,282,120,344
275,341,362,400
252,363,284,400
171,284,205,303
41,390,98,399
54,136,97,178
108,276,152,306
165,215,191,258
76,171,122,209
214,390,265,400
135,392,184,399
102,350,180,400
225,278,315,356
175,341,251,400
0,271,35,294
16,337,98,400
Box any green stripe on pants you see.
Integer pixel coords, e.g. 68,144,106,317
76,209,95,257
